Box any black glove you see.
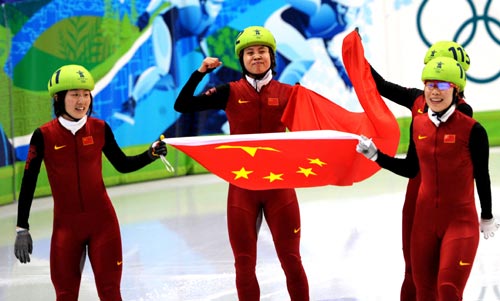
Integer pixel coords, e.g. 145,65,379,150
15,229,33,264
136,12,150,31
148,140,167,160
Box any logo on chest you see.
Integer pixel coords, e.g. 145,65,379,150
54,144,67,150
443,134,456,143
82,136,94,146
267,98,279,106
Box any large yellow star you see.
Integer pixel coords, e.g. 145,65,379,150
297,167,316,177
308,158,327,167
232,167,253,179
216,145,280,157
263,172,284,182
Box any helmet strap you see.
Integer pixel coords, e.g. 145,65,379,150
63,112,82,122
246,68,271,79
452,89,461,104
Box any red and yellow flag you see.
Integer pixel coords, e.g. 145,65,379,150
164,130,361,189
164,29,399,190
281,29,400,183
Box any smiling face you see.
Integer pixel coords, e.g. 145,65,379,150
242,45,271,77
58,89,92,120
423,81,455,113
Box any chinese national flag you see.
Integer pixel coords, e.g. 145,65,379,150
281,29,400,183
164,130,361,190
164,29,399,190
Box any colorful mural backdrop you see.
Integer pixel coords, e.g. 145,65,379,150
1,0,499,204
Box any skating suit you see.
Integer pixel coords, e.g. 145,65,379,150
377,109,492,301
411,111,479,301
370,66,472,301
175,71,309,301
17,117,154,301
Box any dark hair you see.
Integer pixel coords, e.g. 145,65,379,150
53,90,93,118
238,46,277,78
457,102,473,117
53,91,67,117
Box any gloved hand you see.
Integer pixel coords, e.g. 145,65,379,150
136,12,150,31
356,135,378,160
15,229,33,264
148,140,167,160
480,218,500,239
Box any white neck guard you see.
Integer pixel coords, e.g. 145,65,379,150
58,115,87,135
245,69,273,92
428,104,456,127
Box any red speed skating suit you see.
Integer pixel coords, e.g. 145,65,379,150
175,71,309,301
376,108,492,301
17,117,155,301
411,109,480,301
370,66,473,301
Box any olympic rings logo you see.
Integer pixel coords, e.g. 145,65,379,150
417,0,500,83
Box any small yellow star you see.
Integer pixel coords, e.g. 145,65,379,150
297,167,316,177
308,158,327,167
232,167,253,179
263,172,284,182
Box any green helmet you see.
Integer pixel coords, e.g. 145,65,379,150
47,64,95,97
423,40,470,71
421,57,466,92
234,26,277,57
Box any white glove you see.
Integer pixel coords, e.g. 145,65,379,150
356,135,378,161
480,218,500,239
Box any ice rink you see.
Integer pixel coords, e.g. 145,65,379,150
1,149,499,301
